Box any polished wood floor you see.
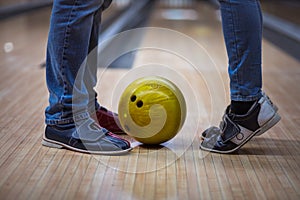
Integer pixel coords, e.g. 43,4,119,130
0,1,300,200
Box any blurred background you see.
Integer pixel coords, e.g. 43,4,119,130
0,0,299,62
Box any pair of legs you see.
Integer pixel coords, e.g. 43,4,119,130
200,0,280,153
43,0,131,154
44,0,279,154
45,0,104,125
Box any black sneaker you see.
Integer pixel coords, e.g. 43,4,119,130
42,118,132,155
200,95,281,154
200,92,279,139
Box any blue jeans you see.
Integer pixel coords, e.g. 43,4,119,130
219,0,263,101
45,0,263,125
45,0,111,125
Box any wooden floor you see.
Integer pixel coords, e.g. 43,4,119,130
1,1,300,200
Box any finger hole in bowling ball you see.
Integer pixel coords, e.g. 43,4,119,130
136,100,143,108
130,95,136,102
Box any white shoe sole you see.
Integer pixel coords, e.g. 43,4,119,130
42,138,132,155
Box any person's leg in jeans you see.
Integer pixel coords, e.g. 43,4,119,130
221,0,263,114
200,0,280,153
43,0,131,154
83,6,127,135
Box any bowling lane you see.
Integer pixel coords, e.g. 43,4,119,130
261,0,300,26
0,6,51,68
96,0,300,199
0,1,134,69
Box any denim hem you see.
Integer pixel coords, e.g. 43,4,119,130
45,117,75,125
231,92,262,102
45,109,97,125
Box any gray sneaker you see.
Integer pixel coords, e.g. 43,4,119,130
201,93,279,139
200,94,281,154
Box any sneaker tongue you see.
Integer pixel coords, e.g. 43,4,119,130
73,119,108,142
229,100,258,116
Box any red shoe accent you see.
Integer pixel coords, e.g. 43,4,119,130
96,106,126,134
106,132,131,147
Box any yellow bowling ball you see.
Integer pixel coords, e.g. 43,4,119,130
118,76,186,145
